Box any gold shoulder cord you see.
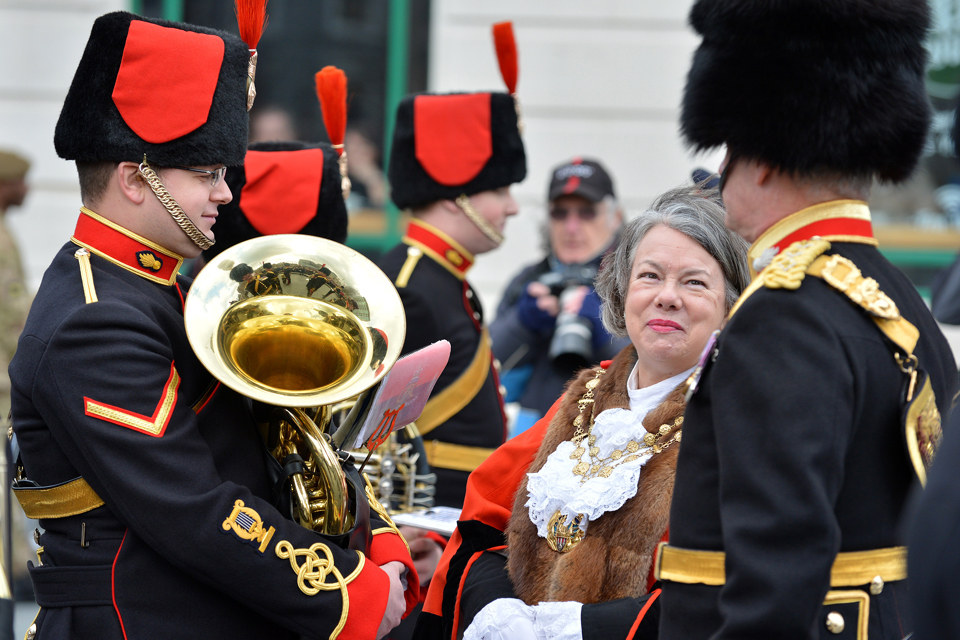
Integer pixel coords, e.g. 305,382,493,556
807,252,941,485
395,246,422,288
74,248,98,304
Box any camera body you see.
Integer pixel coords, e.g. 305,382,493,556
537,263,599,369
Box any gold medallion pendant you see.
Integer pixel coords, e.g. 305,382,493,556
547,510,586,553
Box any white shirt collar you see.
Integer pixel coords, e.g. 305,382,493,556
626,362,696,418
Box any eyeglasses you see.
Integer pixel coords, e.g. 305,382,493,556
549,205,598,222
166,165,227,188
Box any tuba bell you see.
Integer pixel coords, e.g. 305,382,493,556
184,234,405,539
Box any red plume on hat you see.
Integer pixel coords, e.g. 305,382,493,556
492,21,518,95
315,66,351,200
235,0,269,110
492,21,522,133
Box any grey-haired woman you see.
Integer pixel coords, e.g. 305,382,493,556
413,183,749,640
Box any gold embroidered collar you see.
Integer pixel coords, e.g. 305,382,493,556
71,207,184,286
747,200,877,279
402,219,475,281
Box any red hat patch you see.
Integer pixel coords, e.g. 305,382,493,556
414,93,492,187
112,20,224,144
241,149,325,235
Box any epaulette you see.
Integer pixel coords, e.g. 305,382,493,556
807,252,938,486
808,254,901,320
807,252,918,358
727,239,830,318
394,246,423,288
762,239,832,290
74,247,99,304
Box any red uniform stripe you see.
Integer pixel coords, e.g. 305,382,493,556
451,545,508,640
112,529,130,640
777,217,874,249
625,588,661,640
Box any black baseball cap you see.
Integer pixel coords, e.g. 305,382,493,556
548,158,615,203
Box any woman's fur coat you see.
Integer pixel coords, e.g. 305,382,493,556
506,345,685,605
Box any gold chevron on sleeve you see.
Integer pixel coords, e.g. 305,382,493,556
84,363,180,437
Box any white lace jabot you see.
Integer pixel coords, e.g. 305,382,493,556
525,364,693,539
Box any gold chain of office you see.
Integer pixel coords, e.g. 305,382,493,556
568,368,682,484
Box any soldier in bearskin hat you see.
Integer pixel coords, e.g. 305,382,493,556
8,11,415,640
376,23,526,511
657,1,958,639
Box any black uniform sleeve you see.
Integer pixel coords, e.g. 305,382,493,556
581,590,661,640
908,405,960,640
397,285,442,356
457,551,516,636
708,288,853,639
33,301,391,640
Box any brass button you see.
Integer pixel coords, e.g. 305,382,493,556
870,575,884,595
25,623,36,640
825,611,845,634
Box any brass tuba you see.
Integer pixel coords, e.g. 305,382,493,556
184,235,405,538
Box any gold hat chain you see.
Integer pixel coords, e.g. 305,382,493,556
139,158,215,251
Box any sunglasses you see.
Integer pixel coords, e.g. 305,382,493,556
549,205,598,222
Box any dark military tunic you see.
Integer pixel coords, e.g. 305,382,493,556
376,220,506,509
907,396,960,640
659,201,958,640
10,208,418,640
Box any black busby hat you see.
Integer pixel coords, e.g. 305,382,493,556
388,22,525,210
388,92,526,210
681,0,931,183
55,11,250,167
203,141,348,260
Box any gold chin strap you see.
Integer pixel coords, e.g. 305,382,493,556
138,157,215,251
455,193,504,246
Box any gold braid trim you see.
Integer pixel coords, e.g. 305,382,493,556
274,541,364,640
456,194,504,246
74,248,98,304
138,158,215,251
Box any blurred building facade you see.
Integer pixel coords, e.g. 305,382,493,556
2,0,959,309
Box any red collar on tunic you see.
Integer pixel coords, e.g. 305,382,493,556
403,219,475,280
71,207,184,286
748,200,878,278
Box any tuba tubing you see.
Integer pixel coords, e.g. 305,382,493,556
272,407,349,534
184,235,406,540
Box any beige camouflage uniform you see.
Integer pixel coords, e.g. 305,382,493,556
0,215,29,434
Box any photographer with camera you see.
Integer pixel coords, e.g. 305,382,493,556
491,158,628,435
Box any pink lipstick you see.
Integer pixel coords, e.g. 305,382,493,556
648,319,682,333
